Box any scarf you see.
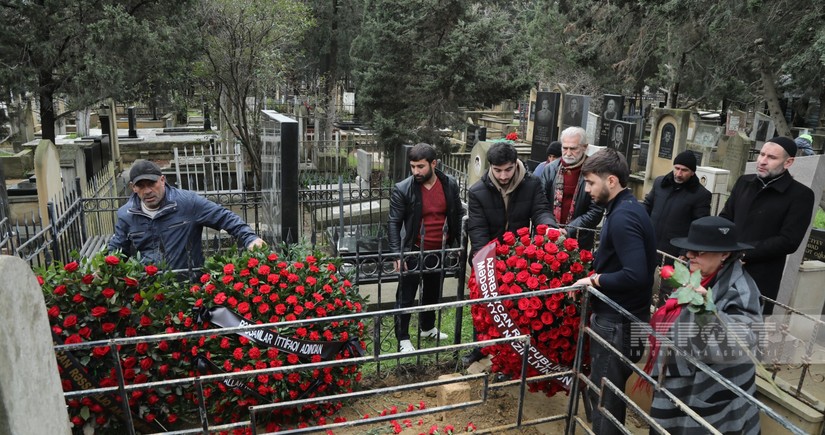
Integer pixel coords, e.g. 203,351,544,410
488,160,526,230
634,270,717,392
553,157,584,224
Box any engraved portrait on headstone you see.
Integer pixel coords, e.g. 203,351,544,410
563,95,588,128
599,94,625,147
607,119,635,163
530,92,560,161
658,123,676,159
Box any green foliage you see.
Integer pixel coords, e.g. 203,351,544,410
0,0,199,140
351,0,531,149
815,209,825,229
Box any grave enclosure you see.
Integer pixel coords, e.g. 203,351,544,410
3,100,825,434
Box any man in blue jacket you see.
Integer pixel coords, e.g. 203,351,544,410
574,148,656,435
109,160,264,273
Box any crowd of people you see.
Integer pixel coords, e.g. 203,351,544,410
110,104,818,433
381,126,816,433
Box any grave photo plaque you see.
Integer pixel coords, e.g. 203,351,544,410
658,123,676,159
606,119,635,162
599,94,625,147
562,94,589,129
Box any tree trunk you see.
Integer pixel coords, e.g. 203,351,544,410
819,76,825,128
761,67,790,137
38,70,56,142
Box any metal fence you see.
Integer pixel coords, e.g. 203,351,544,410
50,281,814,435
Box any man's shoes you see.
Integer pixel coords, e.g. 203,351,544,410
461,348,484,366
398,339,415,353
420,327,448,340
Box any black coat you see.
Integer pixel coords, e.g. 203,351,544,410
540,159,604,250
467,170,556,261
642,173,711,257
719,172,815,301
388,169,464,253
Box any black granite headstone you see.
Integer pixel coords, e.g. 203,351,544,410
804,229,825,262
127,106,137,138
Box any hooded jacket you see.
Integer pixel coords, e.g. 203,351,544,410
642,172,711,257
109,184,259,271
467,160,556,261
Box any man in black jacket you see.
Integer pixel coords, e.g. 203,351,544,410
388,143,465,353
541,126,604,250
642,150,711,261
719,137,815,314
464,140,556,363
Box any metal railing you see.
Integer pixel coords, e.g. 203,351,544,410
52,281,813,435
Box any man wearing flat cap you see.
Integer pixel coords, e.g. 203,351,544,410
109,160,265,274
643,150,711,262
719,137,815,313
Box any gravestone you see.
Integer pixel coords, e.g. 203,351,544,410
203,103,211,131
468,140,496,188
805,229,825,262
0,162,8,221
529,92,560,161
260,110,299,244
708,132,752,184
643,109,692,193
33,140,64,226
127,106,137,138
0,255,71,434
585,112,599,145
355,149,372,189
598,94,625,147
741,154,825,312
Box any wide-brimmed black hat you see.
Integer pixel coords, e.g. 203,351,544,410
670,216,753,252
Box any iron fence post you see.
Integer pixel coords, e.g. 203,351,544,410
47,201,60,264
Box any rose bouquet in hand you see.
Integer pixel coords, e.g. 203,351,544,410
660,262,716,315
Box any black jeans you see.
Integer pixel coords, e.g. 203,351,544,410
394,255,444,341
588,310,648,435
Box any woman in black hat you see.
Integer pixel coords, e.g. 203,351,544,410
647,216,762,434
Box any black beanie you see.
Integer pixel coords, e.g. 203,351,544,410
673,150,697,172
768,136,797,157
547,141,562,158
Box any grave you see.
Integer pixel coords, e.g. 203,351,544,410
642,108,692,193
0,255,71,434
707,131,752,185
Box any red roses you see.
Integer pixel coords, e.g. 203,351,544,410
468,225,592,397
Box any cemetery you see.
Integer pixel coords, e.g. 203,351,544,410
2,1,825,434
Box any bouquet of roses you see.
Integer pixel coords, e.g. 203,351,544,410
39,251,186,433
467,225,592,397
660,262,716,315
175,249,368,433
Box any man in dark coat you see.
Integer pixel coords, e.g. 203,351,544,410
541,126,604,250
467,141,556,261
719,137,815,314
574,148,656,435
464,140,556,364
388,144,464,353
642,150,711,260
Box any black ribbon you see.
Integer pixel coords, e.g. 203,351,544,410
52,332,165,433
193,306,365,361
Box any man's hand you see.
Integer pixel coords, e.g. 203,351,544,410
246,238,266,250
574,276,590,287
394,259,407,273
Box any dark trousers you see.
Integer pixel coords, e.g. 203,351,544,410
394,255,444,341
588,310,648,435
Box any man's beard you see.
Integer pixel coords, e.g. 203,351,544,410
562,154,581,165
592,189,611,206
414,169,434,184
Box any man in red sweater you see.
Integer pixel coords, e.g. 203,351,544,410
388,144,465,353
540,126,604,250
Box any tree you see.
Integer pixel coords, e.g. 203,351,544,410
196,0,312,188
0,0,198,142
351,0,532,148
